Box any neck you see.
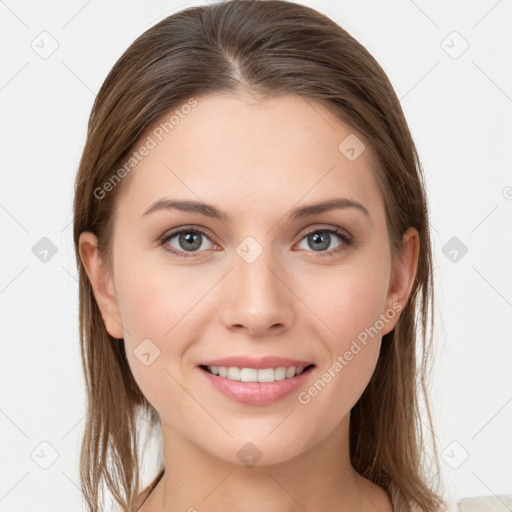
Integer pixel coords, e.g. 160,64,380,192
140,414,392,512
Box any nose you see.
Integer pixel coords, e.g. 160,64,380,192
220,248,294,338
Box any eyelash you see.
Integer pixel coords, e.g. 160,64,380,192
159,225,352,258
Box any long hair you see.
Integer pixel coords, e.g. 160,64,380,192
73,1,444,510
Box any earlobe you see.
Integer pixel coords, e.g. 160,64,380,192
78,231,124,339
381,227,420,336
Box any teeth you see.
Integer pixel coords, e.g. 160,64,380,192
206,365,307,382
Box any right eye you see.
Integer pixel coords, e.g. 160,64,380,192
160,227,218,257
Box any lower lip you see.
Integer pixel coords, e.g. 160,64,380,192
197,366,315,406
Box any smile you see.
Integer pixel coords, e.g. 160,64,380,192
201,364,314,382
198,364,316,405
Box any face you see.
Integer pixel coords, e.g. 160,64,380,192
80,92,417,467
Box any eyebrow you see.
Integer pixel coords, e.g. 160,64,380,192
142,197,370,222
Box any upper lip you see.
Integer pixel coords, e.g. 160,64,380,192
198,356,314,369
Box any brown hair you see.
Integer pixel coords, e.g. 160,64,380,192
73,1,444,510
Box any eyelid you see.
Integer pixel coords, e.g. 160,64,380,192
300,223,352,240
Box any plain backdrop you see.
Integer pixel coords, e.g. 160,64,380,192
0,0,511,510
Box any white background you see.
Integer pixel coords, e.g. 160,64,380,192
0,0,511,510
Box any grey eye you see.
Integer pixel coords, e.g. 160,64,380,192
297,230,344,252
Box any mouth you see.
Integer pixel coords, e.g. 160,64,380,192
198,362,317,405
199,363,316,383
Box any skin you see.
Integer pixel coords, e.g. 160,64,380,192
79,91,419,512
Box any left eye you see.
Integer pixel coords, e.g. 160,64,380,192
160,227,351,257
295,228,351,255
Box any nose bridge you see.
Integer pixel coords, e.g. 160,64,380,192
238,245,279,294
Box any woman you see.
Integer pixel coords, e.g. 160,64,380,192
73,1,444,510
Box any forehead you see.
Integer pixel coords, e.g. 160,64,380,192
116,92,384,223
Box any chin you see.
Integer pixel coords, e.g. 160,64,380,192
203,431,314,468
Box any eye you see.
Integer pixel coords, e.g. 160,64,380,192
160,225,352,258
295,227,352,257
160,227,217,257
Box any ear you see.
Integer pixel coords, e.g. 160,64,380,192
78,231,124,339
381,227,420,336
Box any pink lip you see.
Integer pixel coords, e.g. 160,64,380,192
197,364,316,406
198,355,313,369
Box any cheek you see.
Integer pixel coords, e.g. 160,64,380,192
112,255,196,397
297,256,390,410
113,251,231,402
310,258,390,346
115,248,204,340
